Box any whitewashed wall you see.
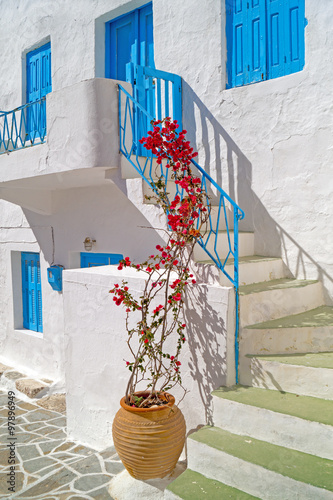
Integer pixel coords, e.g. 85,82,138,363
154,0,333,302
62,266,235,450
0,0,331,424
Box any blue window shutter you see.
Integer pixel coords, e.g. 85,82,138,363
247,0,266,83
267,0,285,78
36,257,43,332
227,0,248,88
21,253,43,333
26,43,51,139
283,0,305,75
80,253,124,268
27,43,51,103
22,255,30,329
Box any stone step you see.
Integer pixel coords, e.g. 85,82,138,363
212,385,333,459
239,278,325,326
240,352,333,400
241,306,333,356
165,469,259,500
193,231,254,261
215,255,289,286
187,426,333,500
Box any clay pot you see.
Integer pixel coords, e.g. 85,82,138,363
112,392,186,479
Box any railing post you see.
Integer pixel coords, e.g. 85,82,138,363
234,208,240,385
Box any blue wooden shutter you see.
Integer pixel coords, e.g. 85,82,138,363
27,43,52,103
247,0,266,83
267,0,304,78
266,0,285,78
80,253,124,268
283,0,305,75
21,253,43,333
227,0,266,87
26,43,51,139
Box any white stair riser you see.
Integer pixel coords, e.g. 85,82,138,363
240,326,333,356
240,358,333,400
220,258,288,287
193,232,254,261
212,397,333,460
187,439,332,500
240,281,325,326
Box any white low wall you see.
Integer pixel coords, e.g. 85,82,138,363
63,265,235,451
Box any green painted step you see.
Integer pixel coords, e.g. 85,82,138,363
212,385,333,426
246,306,333,329
189,427,333,492
248,352,333,369
167,469,259,499
239,278,318,296
197,255,280,265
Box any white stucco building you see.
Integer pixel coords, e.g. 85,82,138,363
0,2,332,485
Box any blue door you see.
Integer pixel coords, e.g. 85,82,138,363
26,42,52,139
105,3,154,81
80,253,124,268
21,253,43,333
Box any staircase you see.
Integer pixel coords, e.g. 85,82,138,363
117,71,333,498
165,255,333,499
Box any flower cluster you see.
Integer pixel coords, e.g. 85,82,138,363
110,119,210,408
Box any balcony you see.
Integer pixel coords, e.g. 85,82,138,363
0,78,131,213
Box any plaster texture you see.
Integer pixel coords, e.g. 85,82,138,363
62,265,235,450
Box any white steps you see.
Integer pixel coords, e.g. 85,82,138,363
212,386,333,460
239,278,324,326
240,352,333,400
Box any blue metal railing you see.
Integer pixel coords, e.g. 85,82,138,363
0,98,46,154
118,83,245,383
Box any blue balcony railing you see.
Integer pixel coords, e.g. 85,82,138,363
0,98,46,155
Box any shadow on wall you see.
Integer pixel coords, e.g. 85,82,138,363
182,81,333,303
184,285,227,426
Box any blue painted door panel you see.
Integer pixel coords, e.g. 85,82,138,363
106,3,154,81
21,252,43,333
26,42,51,138
80,253,124,268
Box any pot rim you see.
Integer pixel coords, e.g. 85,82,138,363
120,391,175,413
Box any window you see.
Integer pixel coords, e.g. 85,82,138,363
80,253,124,268
26,42,52,138
226,0,305,88
21,253,43,333
105,3,154,81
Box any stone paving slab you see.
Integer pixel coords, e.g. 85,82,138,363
0,390,123,499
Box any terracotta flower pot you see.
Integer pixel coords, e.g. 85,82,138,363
112,392,186,479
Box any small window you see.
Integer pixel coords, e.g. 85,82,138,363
21,252,43,333
226,0,305,88
80,253,124,268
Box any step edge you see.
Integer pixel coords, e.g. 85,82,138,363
188,427,333,492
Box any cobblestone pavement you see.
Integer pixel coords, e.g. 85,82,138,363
0,390,124,499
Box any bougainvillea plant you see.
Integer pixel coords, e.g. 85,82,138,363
109,118,210,408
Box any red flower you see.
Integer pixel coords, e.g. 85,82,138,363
144,339,149,344
170,356,175,361
192,279,196,284
114,284,119,288
124,286,128,291
173,260,178,266
176,361,181,366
